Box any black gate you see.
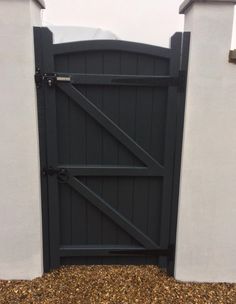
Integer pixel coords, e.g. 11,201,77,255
34,27,189,274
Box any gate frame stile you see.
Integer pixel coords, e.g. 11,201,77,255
159,33,182,269
34,27,60,271
168,32,190,275
34,27,190,274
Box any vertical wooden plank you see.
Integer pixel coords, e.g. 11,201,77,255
55,55,72,247
132,55,154,253
168,32,190,275
151,88,168,164
159,33,182,269
41,28,60,269
119,53,141,166
152,58,169,163
68,53,88,257
118,53,139,247
85,52,103,263
101,52,120,253
146,178,163,264
148,57,168,264
34,27,50,272
148,60,169,256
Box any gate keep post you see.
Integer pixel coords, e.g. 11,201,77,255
0,0,45,279
175,0,236,282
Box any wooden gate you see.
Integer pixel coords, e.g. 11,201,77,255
34,27,189,274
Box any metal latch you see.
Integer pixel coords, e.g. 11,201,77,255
42,167,69,183
35,68,53,88
35,68,71,88
44,74,71,87
44,73,57,87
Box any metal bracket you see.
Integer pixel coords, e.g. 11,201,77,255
44,73,57,87
42,167,69,183
35,69,54,88
35,69,71,88
42,166,58,176
35,68,43,89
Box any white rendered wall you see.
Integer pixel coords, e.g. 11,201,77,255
42,0,184,47
0,0,43,279
175,2,236,283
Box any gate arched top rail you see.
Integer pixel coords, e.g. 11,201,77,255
52,38,171,58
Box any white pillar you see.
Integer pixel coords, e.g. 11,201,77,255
0,0,45,280
175,0,236,282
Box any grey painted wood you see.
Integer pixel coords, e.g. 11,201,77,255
58,83,164,173
35,28,189,273
53,40,171,57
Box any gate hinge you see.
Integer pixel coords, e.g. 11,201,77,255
42,166,59,176
35,68,43,89
42,167,69,182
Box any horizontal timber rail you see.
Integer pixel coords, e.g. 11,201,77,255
57,165,164,177
52,39,171,57
36,71,186,88
60,245,173,257
43,165,164,178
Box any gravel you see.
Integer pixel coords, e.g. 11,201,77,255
0,265,235,304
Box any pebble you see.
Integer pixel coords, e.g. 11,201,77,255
0,265,235,303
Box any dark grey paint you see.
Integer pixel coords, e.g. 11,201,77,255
34,27,190,275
